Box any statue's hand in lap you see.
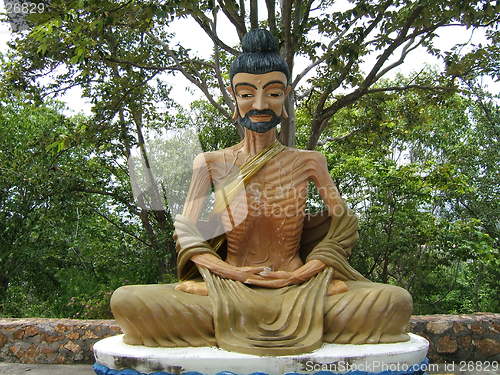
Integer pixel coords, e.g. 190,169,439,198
175,280,209,296
175,265,270,296
244,270,302,288
245,270,349,296
327,279,349,296
190,254,268,284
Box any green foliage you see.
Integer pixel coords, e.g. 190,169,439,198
2,0,497,149
1,64,498,317
0,0,497,318
0,95,165,318
190,100,240,151
296,71,498,314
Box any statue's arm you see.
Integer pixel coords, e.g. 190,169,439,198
308,152,350,294
246,259,326,287
308,152,344,215
181,153,211,221
190,254,266,281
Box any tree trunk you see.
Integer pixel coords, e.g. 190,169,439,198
131,106,169,277
307,118,324,150
250,0,258,29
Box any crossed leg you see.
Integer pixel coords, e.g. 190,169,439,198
111,281,412,347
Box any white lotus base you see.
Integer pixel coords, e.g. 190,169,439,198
93,333,429,375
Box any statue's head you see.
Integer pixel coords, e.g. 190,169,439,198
228,29,291,134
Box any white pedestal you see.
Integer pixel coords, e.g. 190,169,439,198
93,334,429,375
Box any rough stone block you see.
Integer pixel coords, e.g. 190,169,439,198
436,336,458,353
426,320,453,335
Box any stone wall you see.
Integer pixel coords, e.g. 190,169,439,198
0,318,120,364
0,314,498,364
408,313,499,363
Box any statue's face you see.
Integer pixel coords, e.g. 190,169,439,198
229,71,290,133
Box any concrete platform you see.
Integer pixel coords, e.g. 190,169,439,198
94,333,430,374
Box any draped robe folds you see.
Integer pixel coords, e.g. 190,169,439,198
111,143,413,356
174,201,368,355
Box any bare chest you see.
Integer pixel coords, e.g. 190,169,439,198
210,151,310,218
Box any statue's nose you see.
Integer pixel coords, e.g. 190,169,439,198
252,93,268,110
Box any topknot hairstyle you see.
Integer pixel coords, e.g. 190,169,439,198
230,29,290,82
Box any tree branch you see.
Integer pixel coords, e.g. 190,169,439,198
318,4,427,122
73,187,139,215
301,0,316,27
291,0,314,48
366,84,457,94
292,14,361,88
103,56,179,71
191,13,239,56
359,5,425,91
281,0,294,71
292,0,302,37
250,0,258,29
91,207,152,247
218,0,247,40
265,0,277,35
212,8,235,112
308,1,391,117
41,81,88,98
313,53,358,120
147,31,231,120
320,124,370,145
239,0,245,21
373,36,424,81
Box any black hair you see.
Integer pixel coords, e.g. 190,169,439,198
230,29,290,82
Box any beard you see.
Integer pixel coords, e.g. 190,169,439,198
238,109,281,133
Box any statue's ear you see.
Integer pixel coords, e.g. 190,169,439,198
231,106,240,120
282,104,289,119
281,85,291,119
227,85,240,121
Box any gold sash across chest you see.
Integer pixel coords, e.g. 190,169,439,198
213,139,286,214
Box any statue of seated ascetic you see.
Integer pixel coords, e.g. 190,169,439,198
110,29,412,356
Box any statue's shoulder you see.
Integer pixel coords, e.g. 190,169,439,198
194,142,243,165
283,147,326,164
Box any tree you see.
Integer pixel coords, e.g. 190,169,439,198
1,0,495,269
0,88,174,318
295,71,498,313
0,0,494,250
0,1,498,315
2,0,498,148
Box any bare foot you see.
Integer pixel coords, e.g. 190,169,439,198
175,280,209,296
327,279,348,296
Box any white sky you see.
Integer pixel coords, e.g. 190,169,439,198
0,0,497,115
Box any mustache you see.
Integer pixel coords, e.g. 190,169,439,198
245,109,277,117
238,108,281,133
